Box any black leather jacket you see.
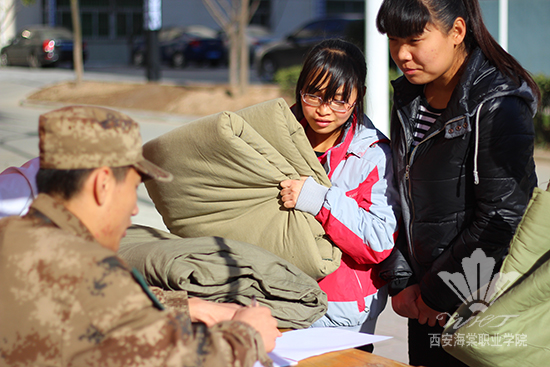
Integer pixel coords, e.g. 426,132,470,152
390,48,538,312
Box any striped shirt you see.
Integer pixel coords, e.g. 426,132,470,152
413,97,444,146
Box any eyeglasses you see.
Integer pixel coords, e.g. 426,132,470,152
300,91,356,113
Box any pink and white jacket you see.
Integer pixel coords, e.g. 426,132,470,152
296,113,399,316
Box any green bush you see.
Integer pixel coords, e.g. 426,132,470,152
534,74,550,148
274,65,302,99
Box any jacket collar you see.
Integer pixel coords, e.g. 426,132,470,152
299,111,357,170
28,193,96,243
325,112,357,172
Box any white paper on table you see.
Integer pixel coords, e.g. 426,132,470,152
253,328,392,367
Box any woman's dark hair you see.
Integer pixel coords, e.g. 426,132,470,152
295,38,367,119
376,0,540,101
36,166,131,201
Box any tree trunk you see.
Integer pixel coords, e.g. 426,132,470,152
70,0,83,84
238,0,249,95
201,0,258,97
228,24,239,96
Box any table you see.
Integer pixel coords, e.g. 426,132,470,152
296,348,412,367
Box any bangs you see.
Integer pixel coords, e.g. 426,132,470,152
376,0,431,38
294,39,365,119
301,55,356,103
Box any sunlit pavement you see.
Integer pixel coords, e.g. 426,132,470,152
0,66,191,231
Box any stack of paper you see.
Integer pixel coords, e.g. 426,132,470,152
254,328,392,367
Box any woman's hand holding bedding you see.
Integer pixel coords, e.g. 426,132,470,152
280,177,307,209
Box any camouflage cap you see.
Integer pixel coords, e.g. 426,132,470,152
39,105,173,182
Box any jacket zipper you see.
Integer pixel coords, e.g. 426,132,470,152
397,110,465,264
396,109,416,261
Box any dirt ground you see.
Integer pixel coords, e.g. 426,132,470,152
27,80,294,117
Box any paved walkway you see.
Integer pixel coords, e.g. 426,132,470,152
2,71,550,365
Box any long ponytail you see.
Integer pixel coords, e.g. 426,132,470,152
462,0,540,102
376,0,541,102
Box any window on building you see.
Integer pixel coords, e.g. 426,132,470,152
98,12,109,37
250,0,271,28
50,0,143,39
81,13,93,37
326,0,364,15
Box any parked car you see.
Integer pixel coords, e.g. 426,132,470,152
256,15,364,81
246,25,276,60
132,25,227,68
0,25,86,68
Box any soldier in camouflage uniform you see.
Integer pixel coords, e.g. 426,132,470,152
0,106,279,367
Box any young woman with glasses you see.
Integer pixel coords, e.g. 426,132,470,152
376,0,539,365
279,39,400,341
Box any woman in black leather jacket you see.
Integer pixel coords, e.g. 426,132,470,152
376,0,539,366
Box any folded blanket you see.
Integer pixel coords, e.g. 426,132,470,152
142,98,341,279
119,225,328,329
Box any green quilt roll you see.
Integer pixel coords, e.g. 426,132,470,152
443,184,550,366
119,225,328,329
143,98,341,280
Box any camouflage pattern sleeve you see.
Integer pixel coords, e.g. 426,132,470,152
150,287,274,367
70,256,272,367
150,286,190,314
208,322,274,367
0,214,270,367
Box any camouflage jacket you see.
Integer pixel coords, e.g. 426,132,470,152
0,194,271,367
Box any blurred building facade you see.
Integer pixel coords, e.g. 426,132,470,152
1,0,549,75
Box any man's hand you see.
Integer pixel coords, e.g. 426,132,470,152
233,305,281,352
188,298,242,327
280,177,307,209
391,284,421,319
416,295,448,327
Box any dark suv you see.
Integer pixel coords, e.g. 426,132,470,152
256,15,364,81
0,25,87,68
131,25,227,68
